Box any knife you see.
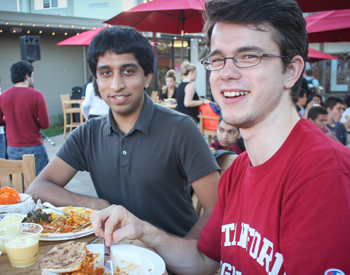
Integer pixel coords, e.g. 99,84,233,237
104,237,114,275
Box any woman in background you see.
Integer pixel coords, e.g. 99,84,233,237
81,78,109,119
175,61,210,123
159,69,177,101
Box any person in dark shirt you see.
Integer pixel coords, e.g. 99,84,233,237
324,96,348,145
175,61,210,122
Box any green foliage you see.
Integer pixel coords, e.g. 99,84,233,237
41,124,63,137
41,112,64,137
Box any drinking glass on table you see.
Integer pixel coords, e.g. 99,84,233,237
0,223,43,268
0,213,24,255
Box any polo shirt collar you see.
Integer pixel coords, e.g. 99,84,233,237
106,92,154,136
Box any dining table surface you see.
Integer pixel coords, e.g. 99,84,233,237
157,102,177,110
1,234,168,275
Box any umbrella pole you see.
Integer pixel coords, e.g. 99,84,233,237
180,11,185,76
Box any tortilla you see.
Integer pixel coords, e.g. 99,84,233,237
38,241,87,273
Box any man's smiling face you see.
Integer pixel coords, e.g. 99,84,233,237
209,22,290,129
96,51,152,121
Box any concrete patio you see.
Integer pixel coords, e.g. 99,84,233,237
43,132,98,198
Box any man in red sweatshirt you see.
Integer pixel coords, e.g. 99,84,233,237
0,60,50,175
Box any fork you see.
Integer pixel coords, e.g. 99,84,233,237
104,237,114,275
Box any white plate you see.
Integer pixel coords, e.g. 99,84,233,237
42,244,166,275
39,207,94,241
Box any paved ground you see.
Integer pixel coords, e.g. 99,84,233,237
43,132,98,198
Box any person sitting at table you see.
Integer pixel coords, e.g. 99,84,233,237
159,69,177,101
175,61,211,123
209,117,244,154
81,77,109,119
27,26,220,240
307,106,341,143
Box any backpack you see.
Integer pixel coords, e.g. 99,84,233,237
306,78,316,96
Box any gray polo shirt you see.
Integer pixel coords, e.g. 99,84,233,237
57,93,219,236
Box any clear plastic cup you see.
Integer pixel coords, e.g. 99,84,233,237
0,223,43,268
0,213,24,255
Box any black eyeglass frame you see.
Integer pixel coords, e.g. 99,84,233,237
200,52,287,71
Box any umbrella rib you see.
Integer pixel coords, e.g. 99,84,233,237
336,29,345,42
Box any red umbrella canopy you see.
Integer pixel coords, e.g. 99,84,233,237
308,48,337,62
57,26,107,46
104,0,206,34
296,0,350,13
306,9,350,43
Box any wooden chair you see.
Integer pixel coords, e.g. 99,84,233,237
60,94,83,139
192,151,239,217
0,154,36,192
150,91,159,102
198,114,219,143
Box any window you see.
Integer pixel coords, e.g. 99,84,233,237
35,0,67,10
89,3,109,9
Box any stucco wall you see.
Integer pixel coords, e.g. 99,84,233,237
0,32,86,123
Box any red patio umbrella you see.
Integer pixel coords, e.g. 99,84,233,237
308,48,337,62
306,9,350,43
57,26,108,46
104,0,205,34
295,0,350,13
104,0,206,64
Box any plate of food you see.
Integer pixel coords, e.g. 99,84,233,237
163,98,176,104
23,206,95,241
39,241,166,275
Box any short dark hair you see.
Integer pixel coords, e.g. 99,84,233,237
306,69,313,76
299,88,307,99
10,61,34,84
87,26,154,78
323,96,345,110
203,0,308,104
344,95,350,108
92,77,101,99
312,94,323,106
308,106,328,120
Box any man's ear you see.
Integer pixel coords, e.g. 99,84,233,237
284,55,304,89
144,73,153,89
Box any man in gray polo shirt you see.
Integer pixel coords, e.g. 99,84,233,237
27,26,220,239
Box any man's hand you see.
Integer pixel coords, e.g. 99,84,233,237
90,205,146,247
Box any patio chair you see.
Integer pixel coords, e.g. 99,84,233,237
0,154,36,192
60,93,84,138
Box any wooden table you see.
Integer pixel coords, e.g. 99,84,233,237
158,103,177,110
1,234,168,275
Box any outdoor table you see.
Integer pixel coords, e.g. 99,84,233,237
158,103,177,110
1,234,168,275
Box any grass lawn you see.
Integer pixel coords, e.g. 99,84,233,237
41,124,63,137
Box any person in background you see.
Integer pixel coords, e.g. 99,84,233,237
27,26,220,241
176,61,211,122
323,96,348,145
304,93,323,118
90,0,350,274
0,61,50,175
210,117,244,154
296,88,307,118
82,75,93,97
159,69,177,101
307,106,341,143
340,95,350,123
81,77,109,119
0,77,6,159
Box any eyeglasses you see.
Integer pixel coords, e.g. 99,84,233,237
201,51,287,71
